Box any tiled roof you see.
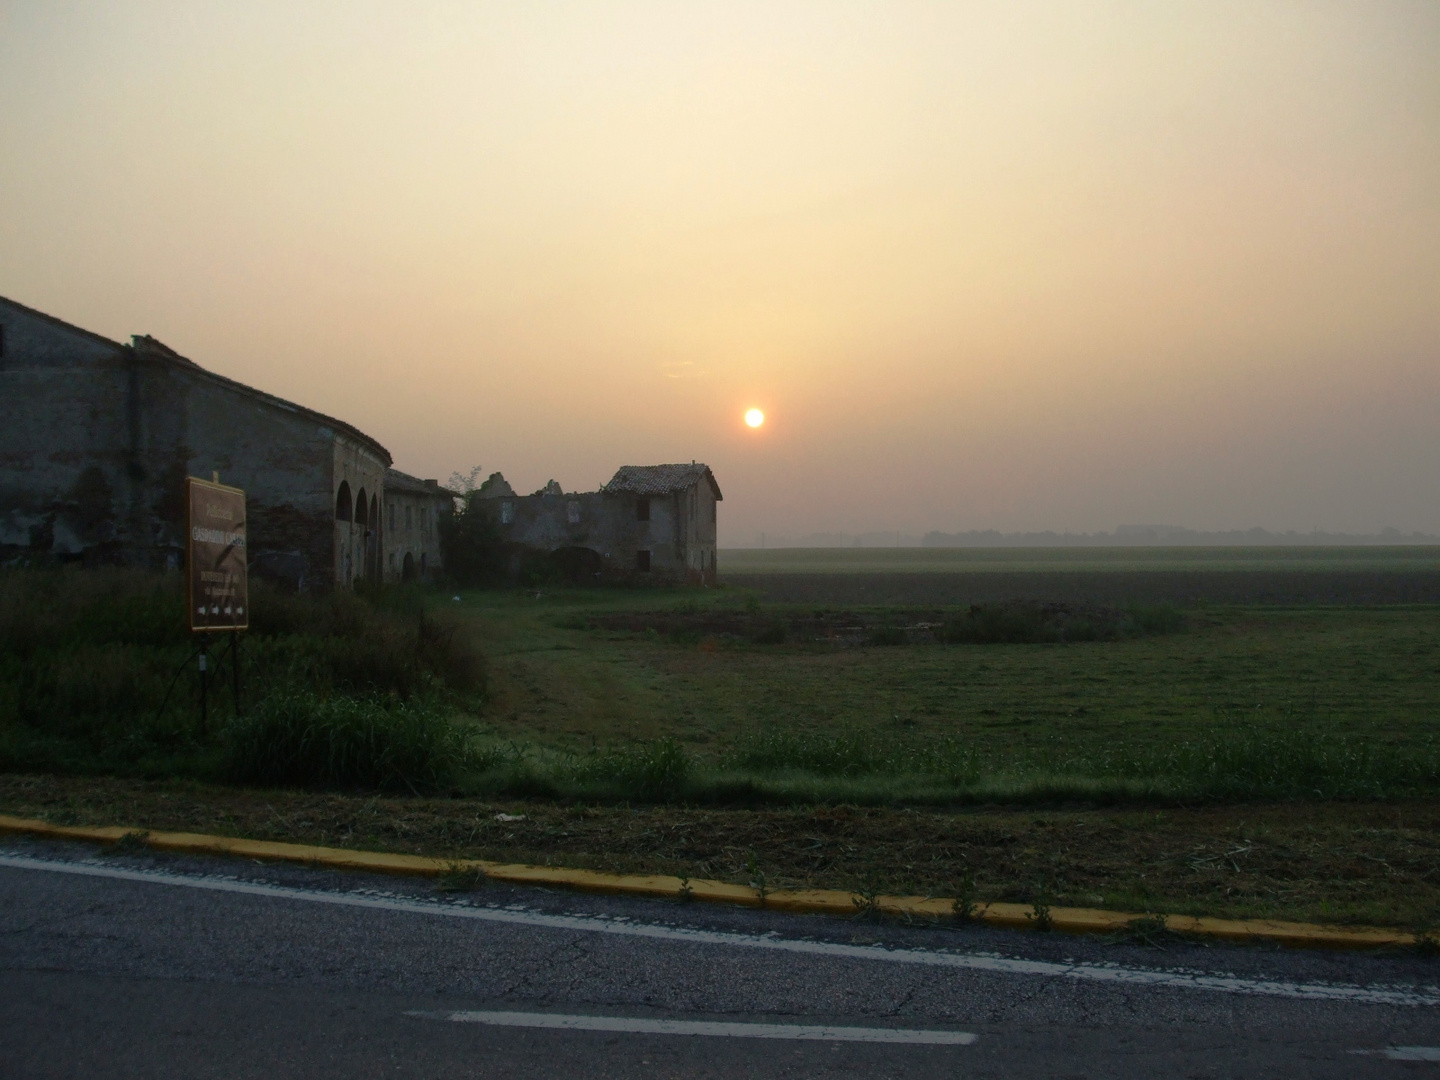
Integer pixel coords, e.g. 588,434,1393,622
603,463,722,500
385,469,452,498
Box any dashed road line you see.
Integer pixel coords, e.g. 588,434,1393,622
408,1010,979,1044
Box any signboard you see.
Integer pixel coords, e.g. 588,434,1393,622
186,476,248,632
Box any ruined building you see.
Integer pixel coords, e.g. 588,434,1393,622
478,462,721,584
383,469,449,582
0,296,451,587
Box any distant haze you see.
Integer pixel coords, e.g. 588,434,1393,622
2,2,1437,543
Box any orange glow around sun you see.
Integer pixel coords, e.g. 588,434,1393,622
745,408,765,428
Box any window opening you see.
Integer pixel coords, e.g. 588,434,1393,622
635,549,651,572
335,482,352,522
501,501,514,525
567,500,581,524
636,497,650,522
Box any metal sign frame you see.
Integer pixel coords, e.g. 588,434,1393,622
186,476,249,633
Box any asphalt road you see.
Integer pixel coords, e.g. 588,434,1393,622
3,838,1439,1078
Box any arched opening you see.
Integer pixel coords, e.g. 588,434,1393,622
551,546,603,582
335,481,352,522
367,494,381,581
402,552,415,582
420,552,428,576
355,488,368,527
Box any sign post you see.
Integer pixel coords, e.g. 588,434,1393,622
186,477,248,734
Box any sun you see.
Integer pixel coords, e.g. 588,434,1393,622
744,408,765,428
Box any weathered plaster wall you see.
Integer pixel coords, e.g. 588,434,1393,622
332,436,388,586
1,299,391,589
0,306,135,561
678,483,719,584
383,472,449,582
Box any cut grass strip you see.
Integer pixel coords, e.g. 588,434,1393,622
4,772,1440,932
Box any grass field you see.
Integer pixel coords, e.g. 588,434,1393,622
463,582,1440,804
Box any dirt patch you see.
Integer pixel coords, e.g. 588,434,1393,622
5,772,1439,929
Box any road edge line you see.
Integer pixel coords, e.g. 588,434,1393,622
0,812,1415,950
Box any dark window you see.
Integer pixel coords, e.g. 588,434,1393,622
335,482,352,522
635,549,651,572
636,497,650,522
355,488,368,527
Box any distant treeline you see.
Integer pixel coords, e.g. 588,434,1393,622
736,525,1440,549
920,525,1440,547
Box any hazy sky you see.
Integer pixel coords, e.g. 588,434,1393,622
2,2,1437,541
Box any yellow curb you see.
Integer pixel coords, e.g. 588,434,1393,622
0,813,1417,950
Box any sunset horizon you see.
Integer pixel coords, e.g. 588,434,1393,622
3,1,1436,542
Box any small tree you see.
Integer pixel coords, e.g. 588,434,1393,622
439,467,507,587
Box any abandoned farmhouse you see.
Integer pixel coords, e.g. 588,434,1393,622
1,295,722,587
0,296,450,588
476,462,722,585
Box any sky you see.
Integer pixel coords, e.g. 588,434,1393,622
2,1,1437,543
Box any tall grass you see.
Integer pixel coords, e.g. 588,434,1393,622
224,690,476,792
0,568,485,790
449,726,1440,805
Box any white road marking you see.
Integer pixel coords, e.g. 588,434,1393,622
3,852,1436,1007
408,1010,978,1044
1382,1048,1440,1065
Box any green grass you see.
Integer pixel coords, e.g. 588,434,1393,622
451,585,1440,803
719,544,1440,574
8,566,1440,806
